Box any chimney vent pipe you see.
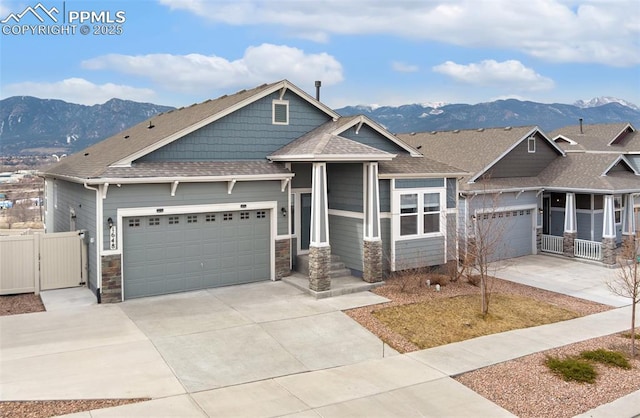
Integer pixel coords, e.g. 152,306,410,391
315,80,321,101
579,118,583,134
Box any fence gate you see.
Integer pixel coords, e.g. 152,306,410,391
0,231,86,294
40,231,86,290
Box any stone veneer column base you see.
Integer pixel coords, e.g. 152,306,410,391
101,254,122,303
602,237,617,265
275,238,291,279
363,239,383,283
563,231,576,258
309,245,331,291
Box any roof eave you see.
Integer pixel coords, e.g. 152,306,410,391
268,153,396,162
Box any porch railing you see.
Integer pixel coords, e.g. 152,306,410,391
541,234,563,254
574,239,603,261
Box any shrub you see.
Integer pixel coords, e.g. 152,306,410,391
466,274,481,287
580,349,631,369
427,274,450,287
545,356,597,383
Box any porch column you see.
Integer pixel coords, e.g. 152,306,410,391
563,192,577,257
602,194,617,265
308,162,331,291
622,194,636,237
363,162,383,283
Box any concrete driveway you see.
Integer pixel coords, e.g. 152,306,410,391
492,254,630,307
0,281,395,400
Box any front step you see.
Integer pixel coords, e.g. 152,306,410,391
296,253,352,278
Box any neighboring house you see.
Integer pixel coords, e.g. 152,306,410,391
40,80,464,302
398,122,640,266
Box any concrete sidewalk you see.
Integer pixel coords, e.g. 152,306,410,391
56,305,638,418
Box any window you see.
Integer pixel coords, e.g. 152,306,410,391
398,191,443,237
272,100,289,125
528,136,536,153
423,193,440,233
256,210,266,219
168,216,179,225
240,211,250,220
205,214,215,222
223,212,233,221
128,218,140,227
187,215,198,223
614,195,622,224
148,217,160,226
400,194,418,236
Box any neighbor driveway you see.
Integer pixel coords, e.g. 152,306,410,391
492,254,630,307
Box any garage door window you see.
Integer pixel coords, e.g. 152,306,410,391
223,213,233,221
168,216,179,225
187,215,198,223
241,211,250,220
205,214,216,222
256,210,266,219
128,218,140,227
148,217,160,226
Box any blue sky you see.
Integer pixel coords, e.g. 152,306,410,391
1,0,639,109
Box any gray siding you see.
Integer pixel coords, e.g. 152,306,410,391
379,180,390,212
53,180,98,290
446,178,457,208
395,237,445,269
328,215,363,272
486,134,559,178
446,212,457,261
103,181,287,250
576,212,592,240
140,91,331,161
291,163,312,188
381,218,391,273
396,178,444,188
593,212,603,241
327,163,363,212
340,124,407,154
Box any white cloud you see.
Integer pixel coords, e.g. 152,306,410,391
1,78,156,105
81,44,343,93
157,0,640,66
392,61,419,73
433,60,554,91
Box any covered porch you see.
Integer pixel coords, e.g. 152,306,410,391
540,191,637,264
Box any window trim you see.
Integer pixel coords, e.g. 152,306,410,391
393,187,445,241
272,99,289,125
527,136,536,153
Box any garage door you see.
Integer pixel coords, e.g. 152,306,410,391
478,209,534,262
123,209,270,299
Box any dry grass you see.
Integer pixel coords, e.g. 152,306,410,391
373,293,579,349
346,273,610,353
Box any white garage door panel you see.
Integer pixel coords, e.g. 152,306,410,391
123,210,270,299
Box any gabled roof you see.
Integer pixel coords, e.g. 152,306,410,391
268,118,396,161
397,126,564,184
539,153,640,193
551,122,639,152
41,80,338,182
378,154,467,178
335,115,422,157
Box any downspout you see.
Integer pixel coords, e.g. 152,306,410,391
84,183,102,303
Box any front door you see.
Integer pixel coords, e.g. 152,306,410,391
300,192,312,252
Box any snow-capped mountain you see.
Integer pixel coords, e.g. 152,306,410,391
574,97,640,111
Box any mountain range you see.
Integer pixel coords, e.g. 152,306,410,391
1,95,639,155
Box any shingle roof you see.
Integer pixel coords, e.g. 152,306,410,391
397,126,545,179
550,122,639,152
41,80,338,182
539,153,639,192
378,154,467,177
269,119,395,161
100,161,291,181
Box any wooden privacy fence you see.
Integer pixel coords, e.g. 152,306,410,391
0,231,87,295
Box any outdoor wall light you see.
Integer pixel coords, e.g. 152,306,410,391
107,217,114,228
538,208,544,215
281,207,287,217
